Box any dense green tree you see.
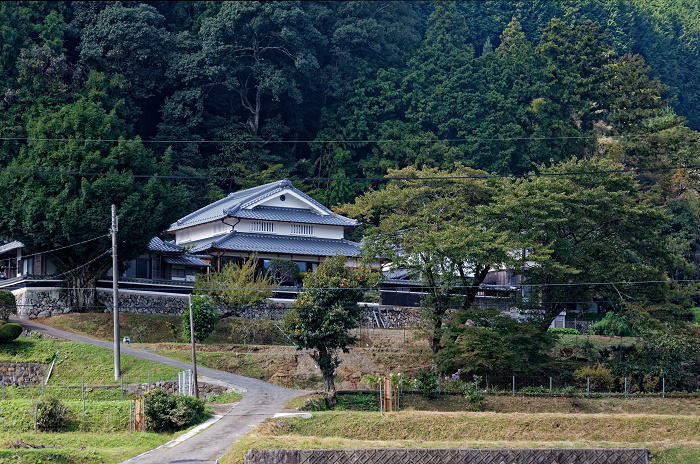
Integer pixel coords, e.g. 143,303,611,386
489,158,676,329
0,72,188,310
282,256,376,405
339,166,519,354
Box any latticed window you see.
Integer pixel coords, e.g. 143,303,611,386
250,221,274,232
291,223,314,235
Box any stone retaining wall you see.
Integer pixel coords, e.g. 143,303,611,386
245,449,649,464
0,362,47,386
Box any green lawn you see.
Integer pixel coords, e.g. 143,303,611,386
0,399,130,432
0,431,175,464
0,337,179,385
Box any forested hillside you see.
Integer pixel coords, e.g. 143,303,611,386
0,0,698,210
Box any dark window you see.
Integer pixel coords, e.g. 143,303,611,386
135,256,151,279
171,266,185,279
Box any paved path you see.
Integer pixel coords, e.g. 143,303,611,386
15,318,308,464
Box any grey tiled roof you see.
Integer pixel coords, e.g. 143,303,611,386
167,179,356,232
147,237,182,253
165,255,210,267
0,241,24,255
232,206,356,226
189,232,361,257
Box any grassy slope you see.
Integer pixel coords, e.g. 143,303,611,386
221,412,700,464
0,432,174,464
0,338,179,384
0,399,130,432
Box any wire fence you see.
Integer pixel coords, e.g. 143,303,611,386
0,370,202,432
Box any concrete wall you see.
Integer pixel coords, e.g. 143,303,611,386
245,449,649,464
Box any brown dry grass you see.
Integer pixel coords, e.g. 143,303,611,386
220,411,700,464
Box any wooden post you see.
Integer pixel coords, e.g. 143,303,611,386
383,378,393,412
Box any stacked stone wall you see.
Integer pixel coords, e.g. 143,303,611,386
0,363,47,386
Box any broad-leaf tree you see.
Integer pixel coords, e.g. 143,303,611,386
282,256,376,406
194,258,274,318
0,72,187,310
489,158,675,329
339,166,519,354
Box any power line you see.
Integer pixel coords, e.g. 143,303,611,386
5,163,700,183
30,278,700,291
20,234,109,258
51,249,112,279
1,133,698,144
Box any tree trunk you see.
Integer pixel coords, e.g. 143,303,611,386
316,346,337,407
64,268,97,312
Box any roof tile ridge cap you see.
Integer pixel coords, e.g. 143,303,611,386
174,193,240,225
212,230,237,247
239,184,286,209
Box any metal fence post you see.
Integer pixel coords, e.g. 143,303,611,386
662,377,665,398
121,377,124,400
586,377,590,395
34,400,38,430
549,377,552,394
81,376,86,429
512,376,515,396
624,377,628,396
129,400,133,432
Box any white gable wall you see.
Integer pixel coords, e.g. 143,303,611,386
235,219,343,239
175,219,346,244
174,221,230,245
247,189,327,214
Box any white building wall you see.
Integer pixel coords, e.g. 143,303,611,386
176,219,346,244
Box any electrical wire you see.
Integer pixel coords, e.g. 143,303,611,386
50,249,112,278
19,234,109,258
4,163,700,183
0,133,698,144
19,277,700,291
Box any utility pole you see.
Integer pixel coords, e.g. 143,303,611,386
111,204,121,380
188,294,199,398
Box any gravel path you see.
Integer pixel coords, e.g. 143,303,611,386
15,318,308,464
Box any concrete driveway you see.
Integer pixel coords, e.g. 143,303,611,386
15,318,308,464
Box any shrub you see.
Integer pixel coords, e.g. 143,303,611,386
0,291,16,320
267,259,300,285
519,386,549,394
144,390,206,432
181,295,219,342
458,378,485,411
35,397,71,432
548,327,579,335
171,395,206,428
587,312,639,337
415,370,439,399
573,364,615,392
0,322,22,343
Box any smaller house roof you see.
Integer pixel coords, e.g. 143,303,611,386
0,241,24,255
165,255,210,267
147,237,183,253
189,231,361,257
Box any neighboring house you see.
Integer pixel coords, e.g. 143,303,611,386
0,237,208,289
0,240,57,281
117,237,209,282
167,179,362,273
